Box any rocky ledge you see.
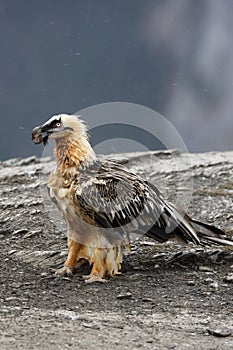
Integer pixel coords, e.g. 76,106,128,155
0,150,233,350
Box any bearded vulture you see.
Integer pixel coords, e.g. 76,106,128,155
32,114,233,283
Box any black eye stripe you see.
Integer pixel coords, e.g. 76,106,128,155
41,124,50,133
51,119,61,128
41,118,61,132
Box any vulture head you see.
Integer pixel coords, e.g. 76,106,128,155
32,114,87,145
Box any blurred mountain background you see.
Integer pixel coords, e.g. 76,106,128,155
0,0,233,160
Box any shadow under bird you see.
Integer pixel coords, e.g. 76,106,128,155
32,114,233,283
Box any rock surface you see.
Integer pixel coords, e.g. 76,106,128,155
0,150,233,349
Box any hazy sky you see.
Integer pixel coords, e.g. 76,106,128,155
0,0,233,160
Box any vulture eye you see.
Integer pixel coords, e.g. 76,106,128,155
55,122,61,128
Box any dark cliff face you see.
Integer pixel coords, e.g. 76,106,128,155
0,151,233,349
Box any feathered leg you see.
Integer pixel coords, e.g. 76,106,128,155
83,246,124,283
83,248,107,283
55,238,81,277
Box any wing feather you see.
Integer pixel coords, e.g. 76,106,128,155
74,159,200,245
75,160,150,229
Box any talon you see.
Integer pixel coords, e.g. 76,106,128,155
55,266,73,277
83,274,107,283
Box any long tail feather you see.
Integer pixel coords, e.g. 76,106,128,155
190,219,233,247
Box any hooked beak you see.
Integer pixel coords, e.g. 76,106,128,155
31,126,48,145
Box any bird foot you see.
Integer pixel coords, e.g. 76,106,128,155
55,266,73,277
83,274,107,283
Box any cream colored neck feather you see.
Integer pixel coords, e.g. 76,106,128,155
54,134,96,175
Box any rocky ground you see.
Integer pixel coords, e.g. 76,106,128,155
0,150,233,350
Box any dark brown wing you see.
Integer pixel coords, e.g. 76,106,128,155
75,160,151,228
74,159,200,245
